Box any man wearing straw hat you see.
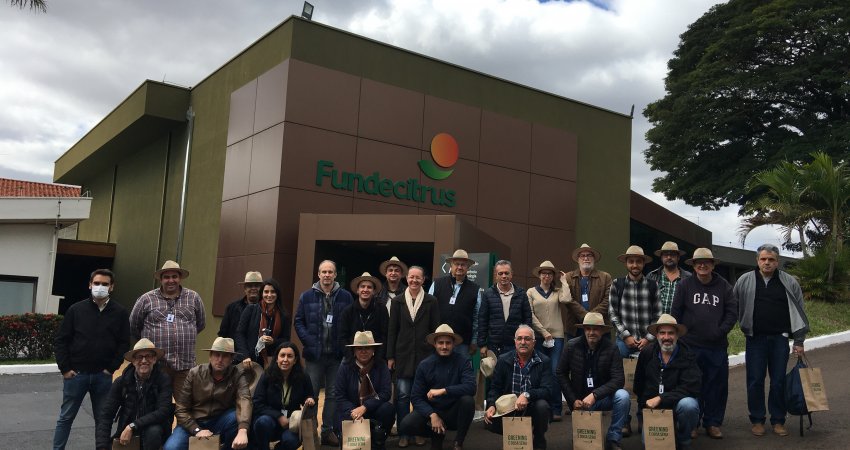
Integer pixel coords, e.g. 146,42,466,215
671,248,737,439
165,337,252,450
218,271,264,339
377,256,408,317
563,243,612,339
633,315,701,450
130,260,205,393
608,246,660,359
556,313,629,450
484,325,556,450
339,272,389,359
96,339,173,450
646,242,692,315
401,324,476,450
430,249,481,357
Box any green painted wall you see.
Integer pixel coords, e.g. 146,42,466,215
77,169,114,243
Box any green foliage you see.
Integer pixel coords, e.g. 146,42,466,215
644,0,850,209
0,313,63,360
786,248,850,302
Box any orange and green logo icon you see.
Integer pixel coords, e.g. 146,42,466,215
419,133,458,180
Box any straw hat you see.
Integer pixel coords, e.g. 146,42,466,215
446,249,476,265
490,394,518,418
616,245,653,263
379,256,408,275
571,244,601,262
237,271,264,285
154,260,189,279
654,241,686,257
574,312,611,331
480,350,497,378
350,272,383,293
124,338,164,362
685,248,719,266
646,314,688,337
532,261,558,277
426,324,463,346
346,330,383,347
203,337,236,354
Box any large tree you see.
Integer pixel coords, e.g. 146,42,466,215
9,0,46,12
644,0,850,209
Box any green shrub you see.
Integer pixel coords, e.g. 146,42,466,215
0,313,63,360
786,248,850,302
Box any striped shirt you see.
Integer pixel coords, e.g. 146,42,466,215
129,287,206,371
608,276,660,341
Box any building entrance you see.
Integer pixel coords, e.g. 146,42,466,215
314,240,434,291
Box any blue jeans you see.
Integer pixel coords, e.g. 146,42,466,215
745,335,790,425
674,397,700,446
164,408,239,450
615,337,640,359
691,345,728,427
253,415,300,450
454,343,470,358
589,389,630,443
305,356,341,433
535,338,565,415
396,377,413,438
52,371,112,450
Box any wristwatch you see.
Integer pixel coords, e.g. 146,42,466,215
128,423,136,430
522,392,530,399
192,427,201,436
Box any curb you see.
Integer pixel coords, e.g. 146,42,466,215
0,363,59,375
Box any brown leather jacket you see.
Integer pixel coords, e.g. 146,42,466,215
562,269,612,336
175,363,253,432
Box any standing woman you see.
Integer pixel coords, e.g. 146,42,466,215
236,279,291,367
253,342,316,450
527,260,572,420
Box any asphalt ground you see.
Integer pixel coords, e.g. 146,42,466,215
2,343,847,450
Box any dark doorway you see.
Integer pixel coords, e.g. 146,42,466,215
313,241,434,292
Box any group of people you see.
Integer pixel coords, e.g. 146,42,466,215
52,241,809,450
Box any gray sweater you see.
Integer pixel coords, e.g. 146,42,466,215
733,270,809,345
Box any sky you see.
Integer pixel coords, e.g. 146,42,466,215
0,0,792,254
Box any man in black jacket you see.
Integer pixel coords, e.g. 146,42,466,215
339,272,389,360
53,268,130,450
633,314,701,450
218,271,263,339
484,325,556,450
96,339,173,450
557,313,629,450
478,260,531,357
430,249,481,357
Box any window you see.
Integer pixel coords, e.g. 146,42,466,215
0,276,37,315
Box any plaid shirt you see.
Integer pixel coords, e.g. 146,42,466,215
608,275,660,341
646,267,691,315
130,287,206,371
511,352,543,395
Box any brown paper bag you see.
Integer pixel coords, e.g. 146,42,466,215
800,367,829,412
502,416,532,450
642,409,676,450
572,410,604,450
342,419,371,450
188,435,220,450
111,436,140,450
622,358,638,396
301,417,321,450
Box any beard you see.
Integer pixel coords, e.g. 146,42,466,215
660,342,675,352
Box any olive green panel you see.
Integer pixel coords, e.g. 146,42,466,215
156,126,189,264
76,168,114,243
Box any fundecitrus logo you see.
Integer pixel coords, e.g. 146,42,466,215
419,133,458,180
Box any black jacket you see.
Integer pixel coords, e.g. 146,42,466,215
477,284,531,353
411,352,476,415
487,350,556,407
386,293,441,378
218,297,250,339
252,371,315,422
633,341,701,410
557,334,623,409
432,276,480,344
54,297,130,374
95,363,174,449
235,303,291,366
338,298,389,360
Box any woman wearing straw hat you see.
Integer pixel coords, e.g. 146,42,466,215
253,342,316,450
235,279,291,368
334,331,394,450
526,260,572,420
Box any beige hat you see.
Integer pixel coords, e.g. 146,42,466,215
574,312,611,331
238,271,264,285
446,249,476,265
203,337,236,354
379,256,408,276
124,338,164,362
480,350,497,378
346,330,383,347
532,261,558,277
685,248,719,266
654,241,686,257
647,314,688,337
426,324,463,346
571,244,601,263
350,272,383,293
490,394,518,418
154,260,189,279
616,245,653,264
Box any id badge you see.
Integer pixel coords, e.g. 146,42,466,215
658,384,664,394
281,409,288,417
586,377,594,388
166,313,175,323
582,293,589,303
326,314,333,324
449,296,457,305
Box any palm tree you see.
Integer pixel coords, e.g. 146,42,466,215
9,0,46,12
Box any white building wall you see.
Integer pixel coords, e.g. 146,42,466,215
0,223,58,314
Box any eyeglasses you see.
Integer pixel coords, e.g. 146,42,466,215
578,253,594,259
693,260,713,266
134,353,156,361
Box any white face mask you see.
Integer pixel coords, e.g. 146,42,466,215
91,285,110,299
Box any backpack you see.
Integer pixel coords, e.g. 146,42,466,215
784,357,813,436
613,277,658,308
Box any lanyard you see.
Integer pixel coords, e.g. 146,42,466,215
281,381,291,407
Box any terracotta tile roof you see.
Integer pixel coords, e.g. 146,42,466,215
0,178,81,198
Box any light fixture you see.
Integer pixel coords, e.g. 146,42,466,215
302,1,314,20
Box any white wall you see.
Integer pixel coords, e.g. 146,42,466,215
0,224,57,314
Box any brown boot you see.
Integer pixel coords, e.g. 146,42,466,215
773,423,789,436
751,423,765,436
706,426,723,439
